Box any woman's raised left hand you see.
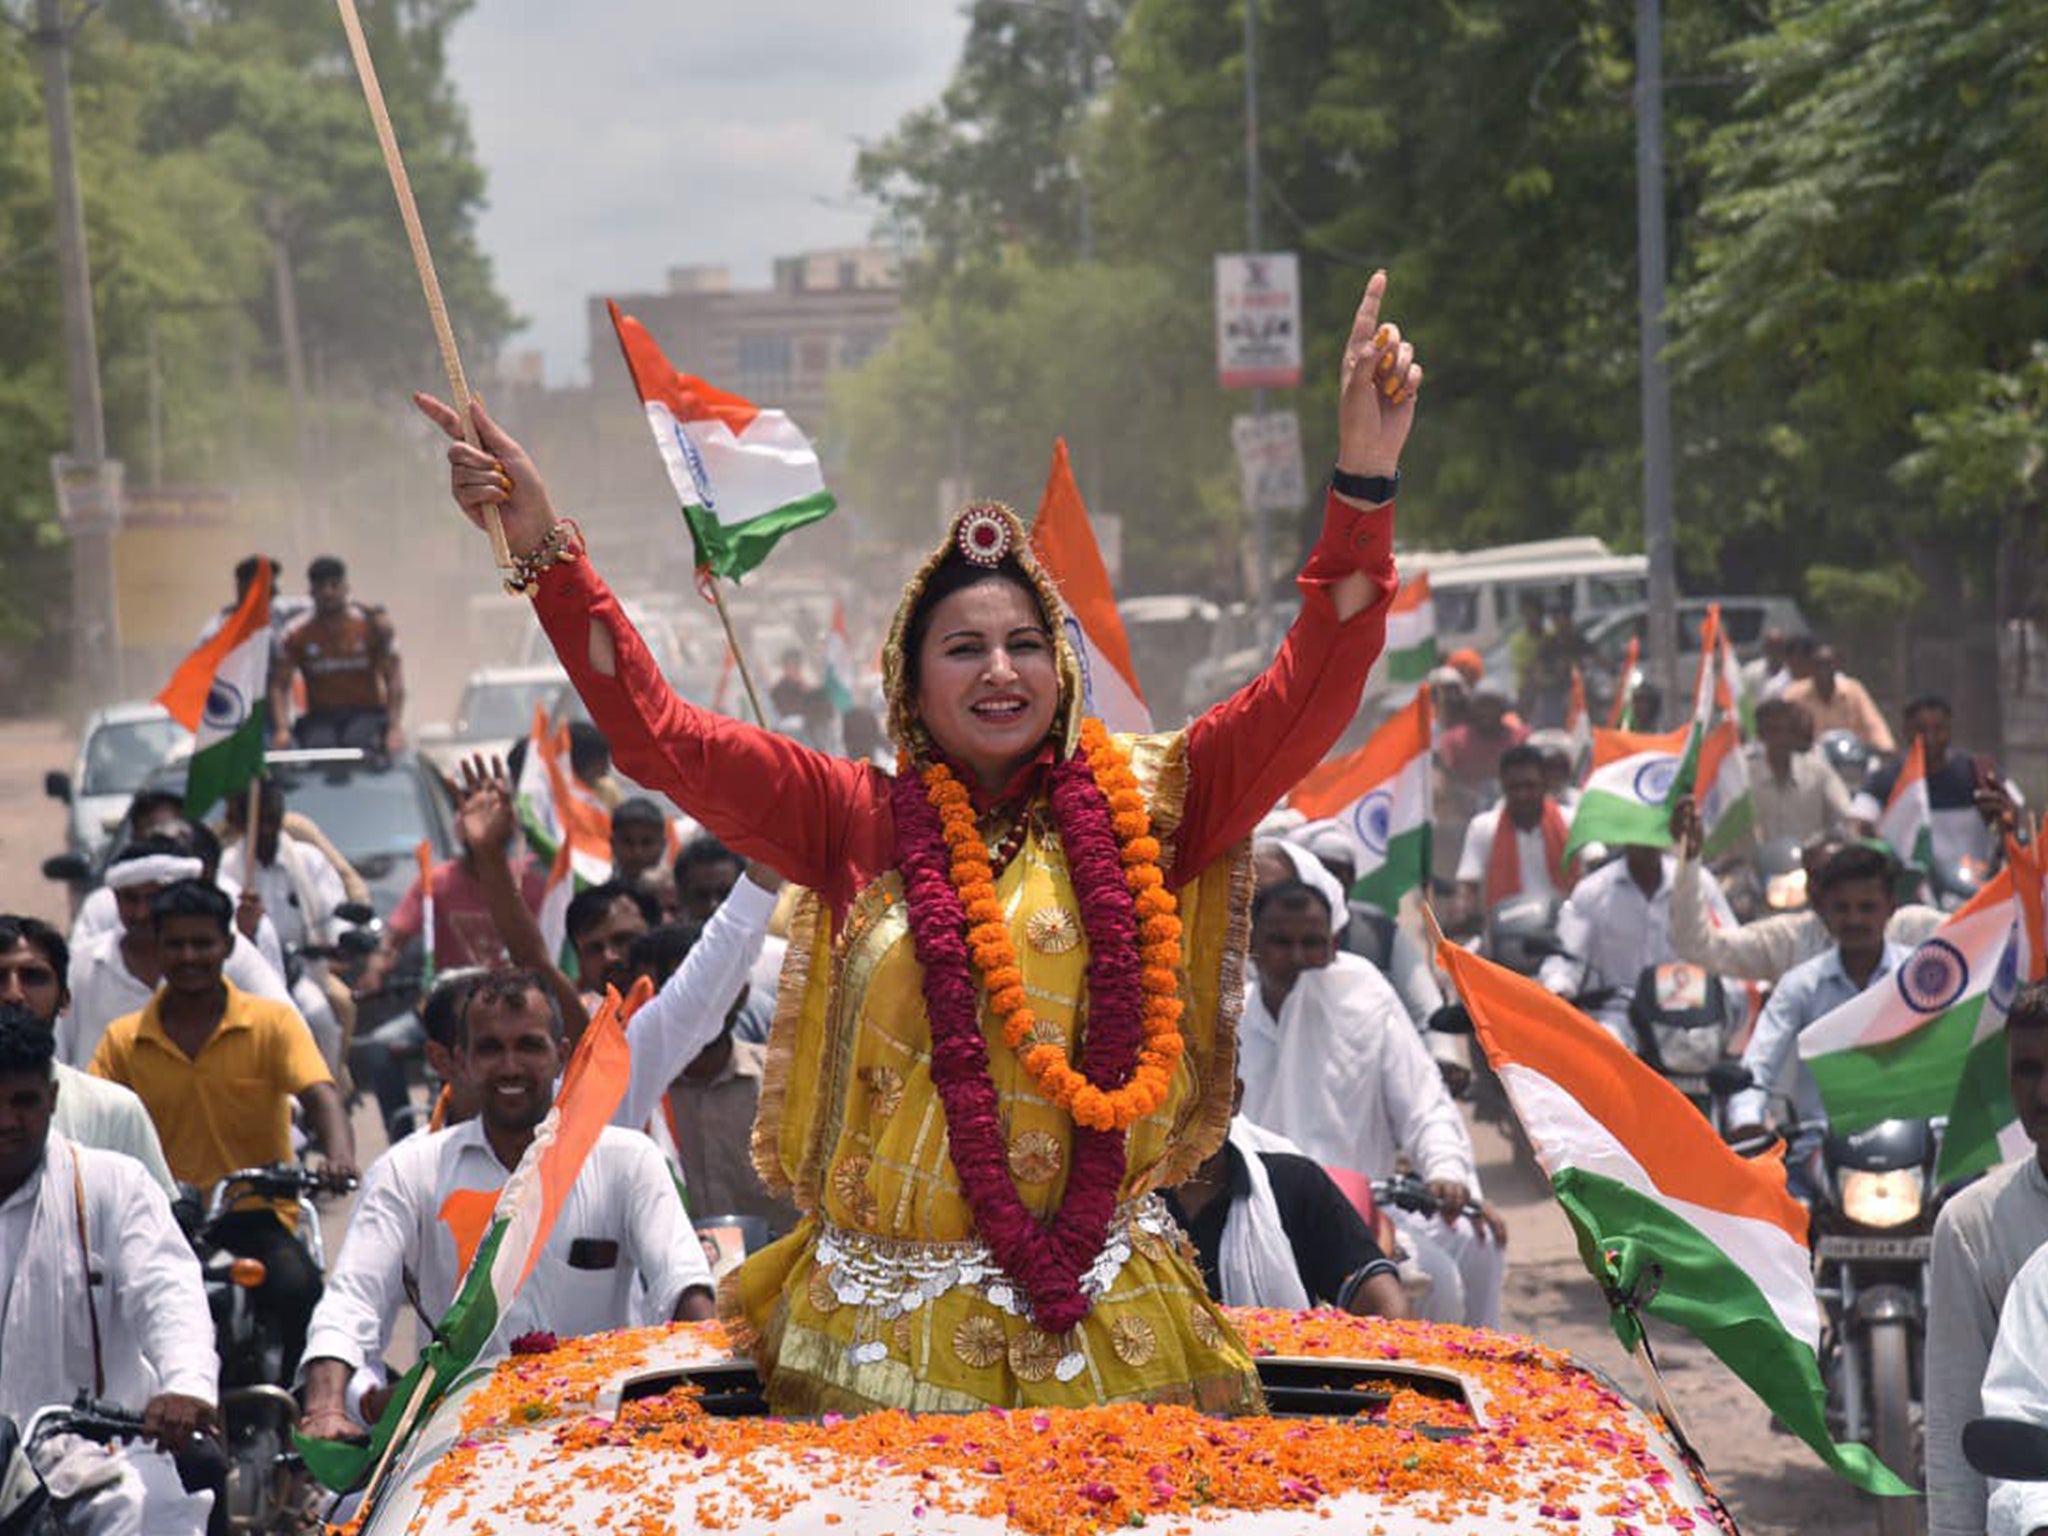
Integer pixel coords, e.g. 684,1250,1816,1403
1336,269,1423,479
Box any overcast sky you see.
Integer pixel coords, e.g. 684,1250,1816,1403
448,2,968,385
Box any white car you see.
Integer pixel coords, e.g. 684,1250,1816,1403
45,702,192,862
346,1310,1721,1536
416,665,578,779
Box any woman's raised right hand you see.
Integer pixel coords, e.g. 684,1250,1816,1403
413,392,558,557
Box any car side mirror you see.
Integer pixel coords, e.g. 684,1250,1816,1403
42,852,91,883
44,770,72,804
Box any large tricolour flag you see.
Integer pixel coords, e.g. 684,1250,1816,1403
1380,571,1436,684
1877,736,1933,872
1565,723,1687,861
159,559,270,816
1438,941,1913,1497
609,302,834,581
1030,438,1150,734
1288,688,1432,910
297,978,649,1494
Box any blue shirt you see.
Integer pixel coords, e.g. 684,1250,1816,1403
1732,941,1911,1130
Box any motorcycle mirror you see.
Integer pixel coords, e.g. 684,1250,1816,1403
1428,1002,1474,1036
1963,1416,2048,1481
334,902,377,926
1706,1059,1754,1098
41,852,90,884
44,769,72,803
336,928,380,957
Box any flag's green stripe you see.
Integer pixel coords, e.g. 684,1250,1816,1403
1551,1166,1915,1497
824,675,854,713
1353,822,1430,912
181,708,266,817
1807,993,1986,1137
1668,725,1705,803
1937,1026,2018,1182
515,796,561,863
1382,639,1438,684
1564,789,1674,861
687,489,836,581
1701,794,1756,861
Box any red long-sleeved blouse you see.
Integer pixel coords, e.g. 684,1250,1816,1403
530,489,1397,916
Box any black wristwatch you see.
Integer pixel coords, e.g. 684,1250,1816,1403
1332,466,1400,504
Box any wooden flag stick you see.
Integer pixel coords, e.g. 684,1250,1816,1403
333,0,516,592
704,572,770,726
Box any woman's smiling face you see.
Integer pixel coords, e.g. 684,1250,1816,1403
914,576,1060,791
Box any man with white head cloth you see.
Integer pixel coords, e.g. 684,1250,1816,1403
62,837,308,1069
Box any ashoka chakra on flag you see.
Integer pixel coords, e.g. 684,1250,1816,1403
1895,938,1968,1014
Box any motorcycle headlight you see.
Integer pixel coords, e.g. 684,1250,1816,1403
1838,1168,1925,1229
1766,869,1808,911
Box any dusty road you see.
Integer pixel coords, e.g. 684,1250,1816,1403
0,717,1900,1533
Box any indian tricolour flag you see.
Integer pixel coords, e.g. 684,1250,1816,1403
515,706,612,885
536,838,577,978
159,559,270,816
1380,571,1436,684
1877,736,1934,872
1801,837,2048,1181
1438,941,1914,1498
608,302,834,581
297,978,648,1495
1565,723,1688,861
1030,438,1150,734
1288,688,1432,910
822,599,856,715
1671,604,1755,858
414,840,436,991
1565,666,1593,777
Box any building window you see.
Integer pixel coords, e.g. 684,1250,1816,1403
736,334,793,400
798,337,832,376
839,327,892,370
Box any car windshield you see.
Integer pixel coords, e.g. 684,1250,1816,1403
459,680,564,740
270,762,442,865
81,718,190,796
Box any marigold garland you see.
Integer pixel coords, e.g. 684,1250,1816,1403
920,718,1184,1133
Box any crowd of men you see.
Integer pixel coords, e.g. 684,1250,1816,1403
6,560,2048,1535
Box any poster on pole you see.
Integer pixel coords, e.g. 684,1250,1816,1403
1230,411,1307,513
1215,253,1301,389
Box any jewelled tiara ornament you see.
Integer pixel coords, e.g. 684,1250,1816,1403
955,505,1014,567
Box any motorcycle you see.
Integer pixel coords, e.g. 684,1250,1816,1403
1929,851,1990,914
179,1165,352,1535
1719,835,1809,924
1627,962,1738,1124
1964,1415,2048,1480
1,1397,226,1536
1479,895,1563,978
1708,1061,1941,1530
1820,729,1874,794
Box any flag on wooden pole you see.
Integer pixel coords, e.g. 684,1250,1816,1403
159,561,270,816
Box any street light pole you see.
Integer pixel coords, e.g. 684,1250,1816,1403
1635,0,1679,720
1245,0,1272,654
31,0,119,702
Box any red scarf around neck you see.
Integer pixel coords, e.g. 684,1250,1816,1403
1484,798,1572,905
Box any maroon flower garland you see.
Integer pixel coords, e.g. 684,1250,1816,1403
889,731,1147,1334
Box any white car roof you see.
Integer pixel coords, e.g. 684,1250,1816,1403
84,701,175,729
358,1313,1718,1536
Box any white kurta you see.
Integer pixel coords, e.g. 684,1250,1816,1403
52,1062,175,1195
1986,1239,2048,1536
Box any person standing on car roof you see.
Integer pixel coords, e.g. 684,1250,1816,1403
197,552,310,650
269,556,405,755
1925,982,2048,1536
1851,693,2023,871
88,880,356,1378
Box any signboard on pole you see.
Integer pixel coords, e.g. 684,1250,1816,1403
1230,411,1306,513
1215,253,1301,389
49,454,124,534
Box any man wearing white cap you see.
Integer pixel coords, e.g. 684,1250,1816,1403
62,836,305,1069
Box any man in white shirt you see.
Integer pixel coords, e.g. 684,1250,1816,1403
1927,983,2048,1536
61,838,308,1070
675,835,786,1038
1236,881,1506,1328
1746,697,1853,847
1539,843,1736,1049
1454,743,1575,932
0,1015,218,1536
297,970,713,1443
0,918,173,1194
1984,1238,2048,1536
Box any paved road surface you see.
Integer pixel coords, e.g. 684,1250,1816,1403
0,717,1901,1532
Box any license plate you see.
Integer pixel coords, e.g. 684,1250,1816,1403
1817,1234,1931,1262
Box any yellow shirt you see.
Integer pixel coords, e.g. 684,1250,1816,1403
88,982,331,1212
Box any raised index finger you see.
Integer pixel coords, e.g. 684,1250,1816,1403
1348,269,1389,349
412,391,465,442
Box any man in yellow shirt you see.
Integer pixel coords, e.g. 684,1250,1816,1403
90,879,357,1374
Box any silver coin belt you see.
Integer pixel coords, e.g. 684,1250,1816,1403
817,1195,1177,1367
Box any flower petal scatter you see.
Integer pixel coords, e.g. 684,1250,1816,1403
394,1313,1726,1536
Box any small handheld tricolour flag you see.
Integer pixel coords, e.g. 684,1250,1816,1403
1606,634,1642,729
298,978,650,1497
608,302,835,582
514,706,612,885
1379,571,1436,684
823,599,857,716
1029,438,1150,734
1669,604,1755,859
1566,723,1688,860
1287,687,1432,910
159,560,271,816
1877,736,1934,873
414,839,436,991
1436,938,1914,1498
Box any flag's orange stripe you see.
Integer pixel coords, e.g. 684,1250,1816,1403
1029,439,1145,701
1438,944,1810,1247
158,562,272,730
1388,568,1430,616
607,301,761,436
1883,736,1926,813
1289,689,1432,820
1590,722,1689,770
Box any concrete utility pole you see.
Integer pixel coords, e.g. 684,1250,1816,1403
32,0,119,702
1635,0,1679,719
1245,0,1272,654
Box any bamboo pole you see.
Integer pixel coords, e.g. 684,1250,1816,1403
704,572,770,726
332,0,516,592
